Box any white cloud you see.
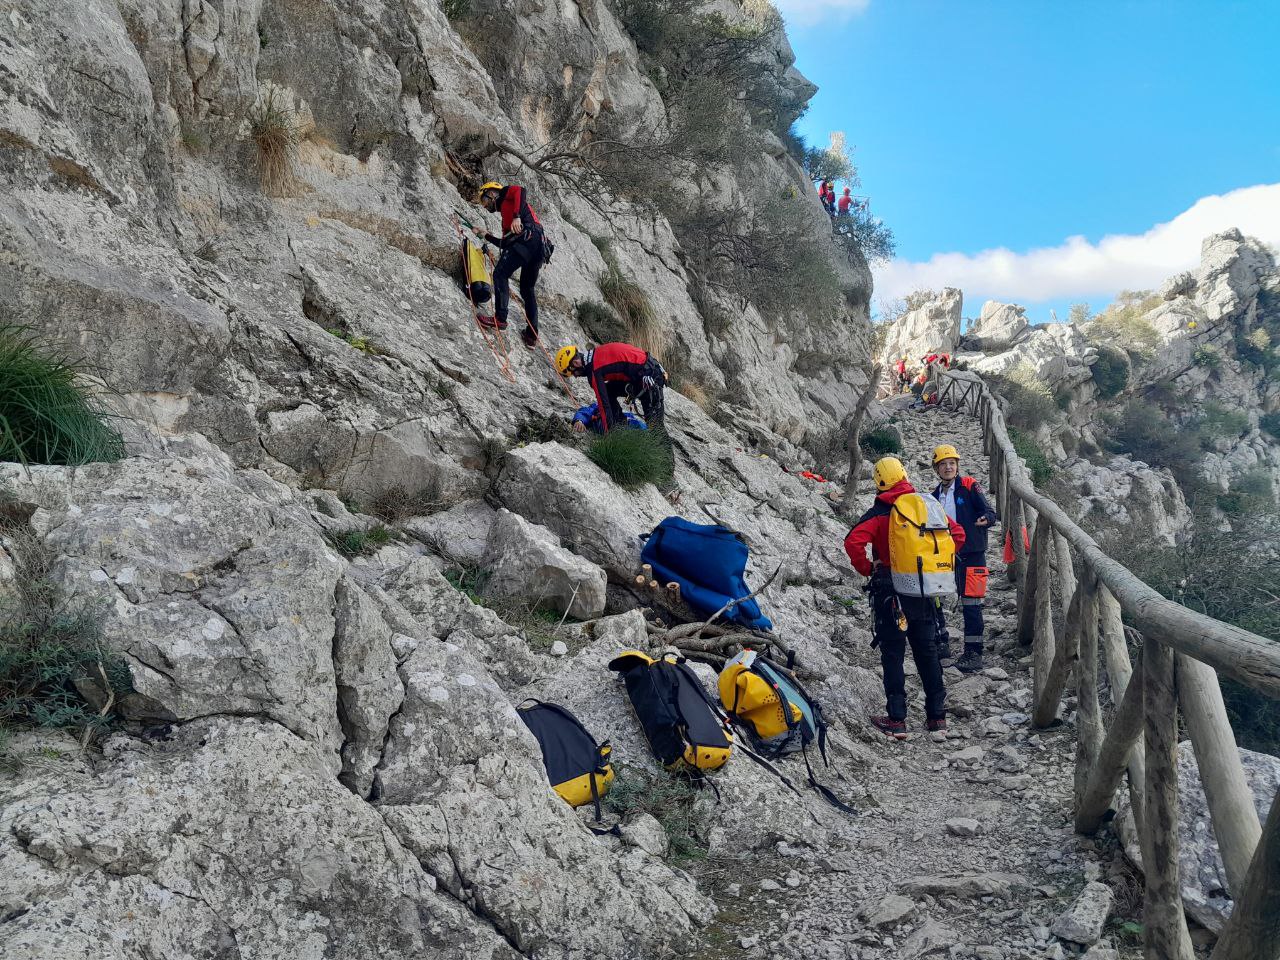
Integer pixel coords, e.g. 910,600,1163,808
774,0,871,27
873,182,1280,308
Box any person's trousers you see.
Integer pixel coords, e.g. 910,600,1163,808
492,239,543,331
638,358,665,429
936,554,986,652
872,585,946,721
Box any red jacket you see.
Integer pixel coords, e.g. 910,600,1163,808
484,184,543,249
837,195,852,214
844,479,966,577
586,342,651,431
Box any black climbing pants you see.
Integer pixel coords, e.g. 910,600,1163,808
493,236,543,333
601,359,666,431
935,554,987,653
872,581,946,722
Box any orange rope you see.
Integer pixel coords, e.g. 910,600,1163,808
482,245,578,403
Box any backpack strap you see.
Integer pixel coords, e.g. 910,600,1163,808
801,742,858,815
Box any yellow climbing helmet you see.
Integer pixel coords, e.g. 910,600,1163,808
477,180,503,199
554,345,578,375
932,444,960,465
873,456,907,492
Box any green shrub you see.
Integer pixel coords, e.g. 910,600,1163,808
1260,412,1280,438
833,208,896,265
0,324,125,466
1,528,131,739
1105,402,1202,469
1192,346,1222,369
1090,343,1130,399
605,765,706,862
1216,468,1275,516
859,426,902,457
329,524,395,558
587,428,674,489
1087,292,1162,358
1010,428,1053,487
439,0,471,18
991,363,1058,431
575,300,626,347
1200,401,1249,440
599,255,667,359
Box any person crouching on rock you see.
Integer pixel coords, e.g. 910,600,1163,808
844,456,965,741
555,343,666,432
931,444,999,673
473,181,546,348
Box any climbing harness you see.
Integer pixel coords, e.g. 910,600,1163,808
451,215,515,383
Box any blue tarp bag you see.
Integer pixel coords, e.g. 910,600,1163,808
640,517,773,631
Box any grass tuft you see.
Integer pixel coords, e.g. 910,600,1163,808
605,765,707,863
599,254,668,359
246,84,301,197
859,425,901,457
329,524,395,558
0,324,125,466
586,427,674,489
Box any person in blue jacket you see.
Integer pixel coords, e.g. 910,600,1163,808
931,444,1000,673
571,402,646,434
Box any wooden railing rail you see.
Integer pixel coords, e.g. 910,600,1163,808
937,369,1279,960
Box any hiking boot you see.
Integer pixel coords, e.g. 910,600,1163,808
955,649,985,674
476,314,508,330
926,717,948,742
937,643,955,668
521,327,538,348
870,716,908,740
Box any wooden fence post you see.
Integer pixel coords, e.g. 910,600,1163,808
1075,572,1103,809
1015,514,1047,647
1099,587,1147,838
1053,531,1078,625
1176,654,1263,895
1211,790,1280,960
1033,584,1079,727
1076,644,1145,833
1141,640,1195,960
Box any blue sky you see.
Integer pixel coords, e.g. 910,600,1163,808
781,0,1280,321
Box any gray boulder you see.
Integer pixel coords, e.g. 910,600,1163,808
968,301,1030,349
1050,881,1113,945
881,288,964,364
1055,456,1191,546
482,508,607,619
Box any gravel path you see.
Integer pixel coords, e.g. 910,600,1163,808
688,404,1147,960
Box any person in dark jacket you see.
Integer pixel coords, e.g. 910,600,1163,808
931,444,999,672
571,402,646,433
474,181,545,347
844,456,966,740
555,342,666,432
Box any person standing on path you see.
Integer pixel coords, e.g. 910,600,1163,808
474,181,546,348
844,456,965,740
931,444,999,673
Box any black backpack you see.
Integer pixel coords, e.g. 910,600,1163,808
607,651,733,773
517,701,614,820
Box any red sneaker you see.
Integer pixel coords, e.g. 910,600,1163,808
476,314,507,330
870,716,908,740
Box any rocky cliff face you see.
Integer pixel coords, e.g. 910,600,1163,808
0,2,885,957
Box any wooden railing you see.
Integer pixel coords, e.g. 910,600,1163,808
937,369,1280,960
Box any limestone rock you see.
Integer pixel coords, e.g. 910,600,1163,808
967,301,1030,349
620,813,670,858
403,500,499,567
900,872,1029,899
0,719,513,960
945,817,982,838
861,893,915,927
902,918,959,956
882,288,964,365
1049,881,1113,945
1056,456,1190,546
482,508,607,619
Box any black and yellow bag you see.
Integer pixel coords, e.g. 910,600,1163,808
607,651,733,773
461,236,493,304
517,701,614,818
718,649,857,815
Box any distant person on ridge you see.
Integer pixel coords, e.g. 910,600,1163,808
931,444,999,672
474,181,546,348
838,187,853,216
844,457,965,740
555,342,666,432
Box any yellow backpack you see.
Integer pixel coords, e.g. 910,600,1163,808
888,492,957,597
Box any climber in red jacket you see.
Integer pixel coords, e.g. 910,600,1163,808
475,181,546,348
837,187,853,215
845,457,964,740
555,342,666,432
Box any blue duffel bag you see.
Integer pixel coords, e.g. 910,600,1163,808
640,517,773,631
